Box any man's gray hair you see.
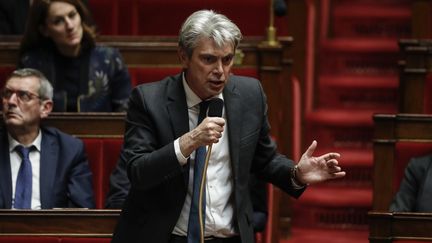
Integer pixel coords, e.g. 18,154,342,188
9,68,53,100
178,10,243,57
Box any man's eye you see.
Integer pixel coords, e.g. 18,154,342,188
17,91,31,100
202,56,216,63
222,56,233,64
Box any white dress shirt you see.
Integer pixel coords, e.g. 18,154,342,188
172,75,236,237
8,131,42,209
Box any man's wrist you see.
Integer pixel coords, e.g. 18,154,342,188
291,165,308,188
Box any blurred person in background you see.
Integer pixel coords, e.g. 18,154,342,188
18,0,131,112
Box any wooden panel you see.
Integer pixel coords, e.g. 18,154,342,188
369,211,432,243
0,209,119,237
398,39,432,113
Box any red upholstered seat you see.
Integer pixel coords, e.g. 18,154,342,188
134,0,271,36
82,138,124,209
60,238,111,243
101,139,124,203
129,67,182,87
87,0,118,35
0,66,14,89
82,139,104,208
0,236,60,243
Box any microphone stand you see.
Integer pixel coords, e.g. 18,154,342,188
198,144,213,243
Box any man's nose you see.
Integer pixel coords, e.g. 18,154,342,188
6,92,19,104
213,60,223,73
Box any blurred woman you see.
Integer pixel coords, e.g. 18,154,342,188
18,0,131,112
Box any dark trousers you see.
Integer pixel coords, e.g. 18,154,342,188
169,234,241,243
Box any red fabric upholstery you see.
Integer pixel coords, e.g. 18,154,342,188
231,68,259,79
0,66,14,89
101,139,124,203
134,0,272,36
117,0,137,35
394,142,432,191
0,236,60,242
60,238,111,243
82,138,124,209
82,139,104,208
87,0,118,35
88,0,290,36
129,67,182,87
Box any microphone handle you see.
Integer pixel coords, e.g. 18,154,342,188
198,144,213,243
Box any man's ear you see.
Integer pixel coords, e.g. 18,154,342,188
40,100,53,119
178,47,189,69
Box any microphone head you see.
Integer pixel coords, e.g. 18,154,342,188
208,98,224,117
274,0,287,16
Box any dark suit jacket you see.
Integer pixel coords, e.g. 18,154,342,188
105,150,268,232
0,126,95,209
390,154,432,212
111,74,304,243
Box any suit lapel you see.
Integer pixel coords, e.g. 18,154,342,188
39,129,58,209
223,79,242,183
166,75,190,186
0,130,13,208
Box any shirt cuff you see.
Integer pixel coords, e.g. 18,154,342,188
174,138,189,166
291,165,307,189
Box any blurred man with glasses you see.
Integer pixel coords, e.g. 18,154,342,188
0,68,94,209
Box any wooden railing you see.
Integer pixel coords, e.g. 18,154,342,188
0,209,119,237
369,211,432,243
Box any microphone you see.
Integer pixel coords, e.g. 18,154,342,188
274,0,287,16
198,98,224,243
207,98,224,118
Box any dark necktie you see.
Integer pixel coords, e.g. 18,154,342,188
14,145,33,209
187,100,210,243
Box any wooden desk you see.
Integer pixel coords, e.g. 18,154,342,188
41,112,126,138
0,209,120,237
369,211,432,243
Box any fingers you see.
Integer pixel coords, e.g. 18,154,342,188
199,117,225,144
317,152,341,163
329,171,346,179
304,140,317,157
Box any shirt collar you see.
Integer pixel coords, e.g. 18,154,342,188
8,129,42,152
181,72,224,109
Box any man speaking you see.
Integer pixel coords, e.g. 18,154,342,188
111,9,345,243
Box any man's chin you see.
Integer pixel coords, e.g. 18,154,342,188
4,118,23,127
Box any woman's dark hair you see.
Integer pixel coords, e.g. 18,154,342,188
19,0,97,56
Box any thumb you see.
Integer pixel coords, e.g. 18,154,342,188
305,140,317,157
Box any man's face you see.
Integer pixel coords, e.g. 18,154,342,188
2,77,52,129
179,37,235,100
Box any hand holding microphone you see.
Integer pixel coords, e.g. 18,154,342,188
179,98,224,157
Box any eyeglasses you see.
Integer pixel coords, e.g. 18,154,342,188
1,88,41,102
